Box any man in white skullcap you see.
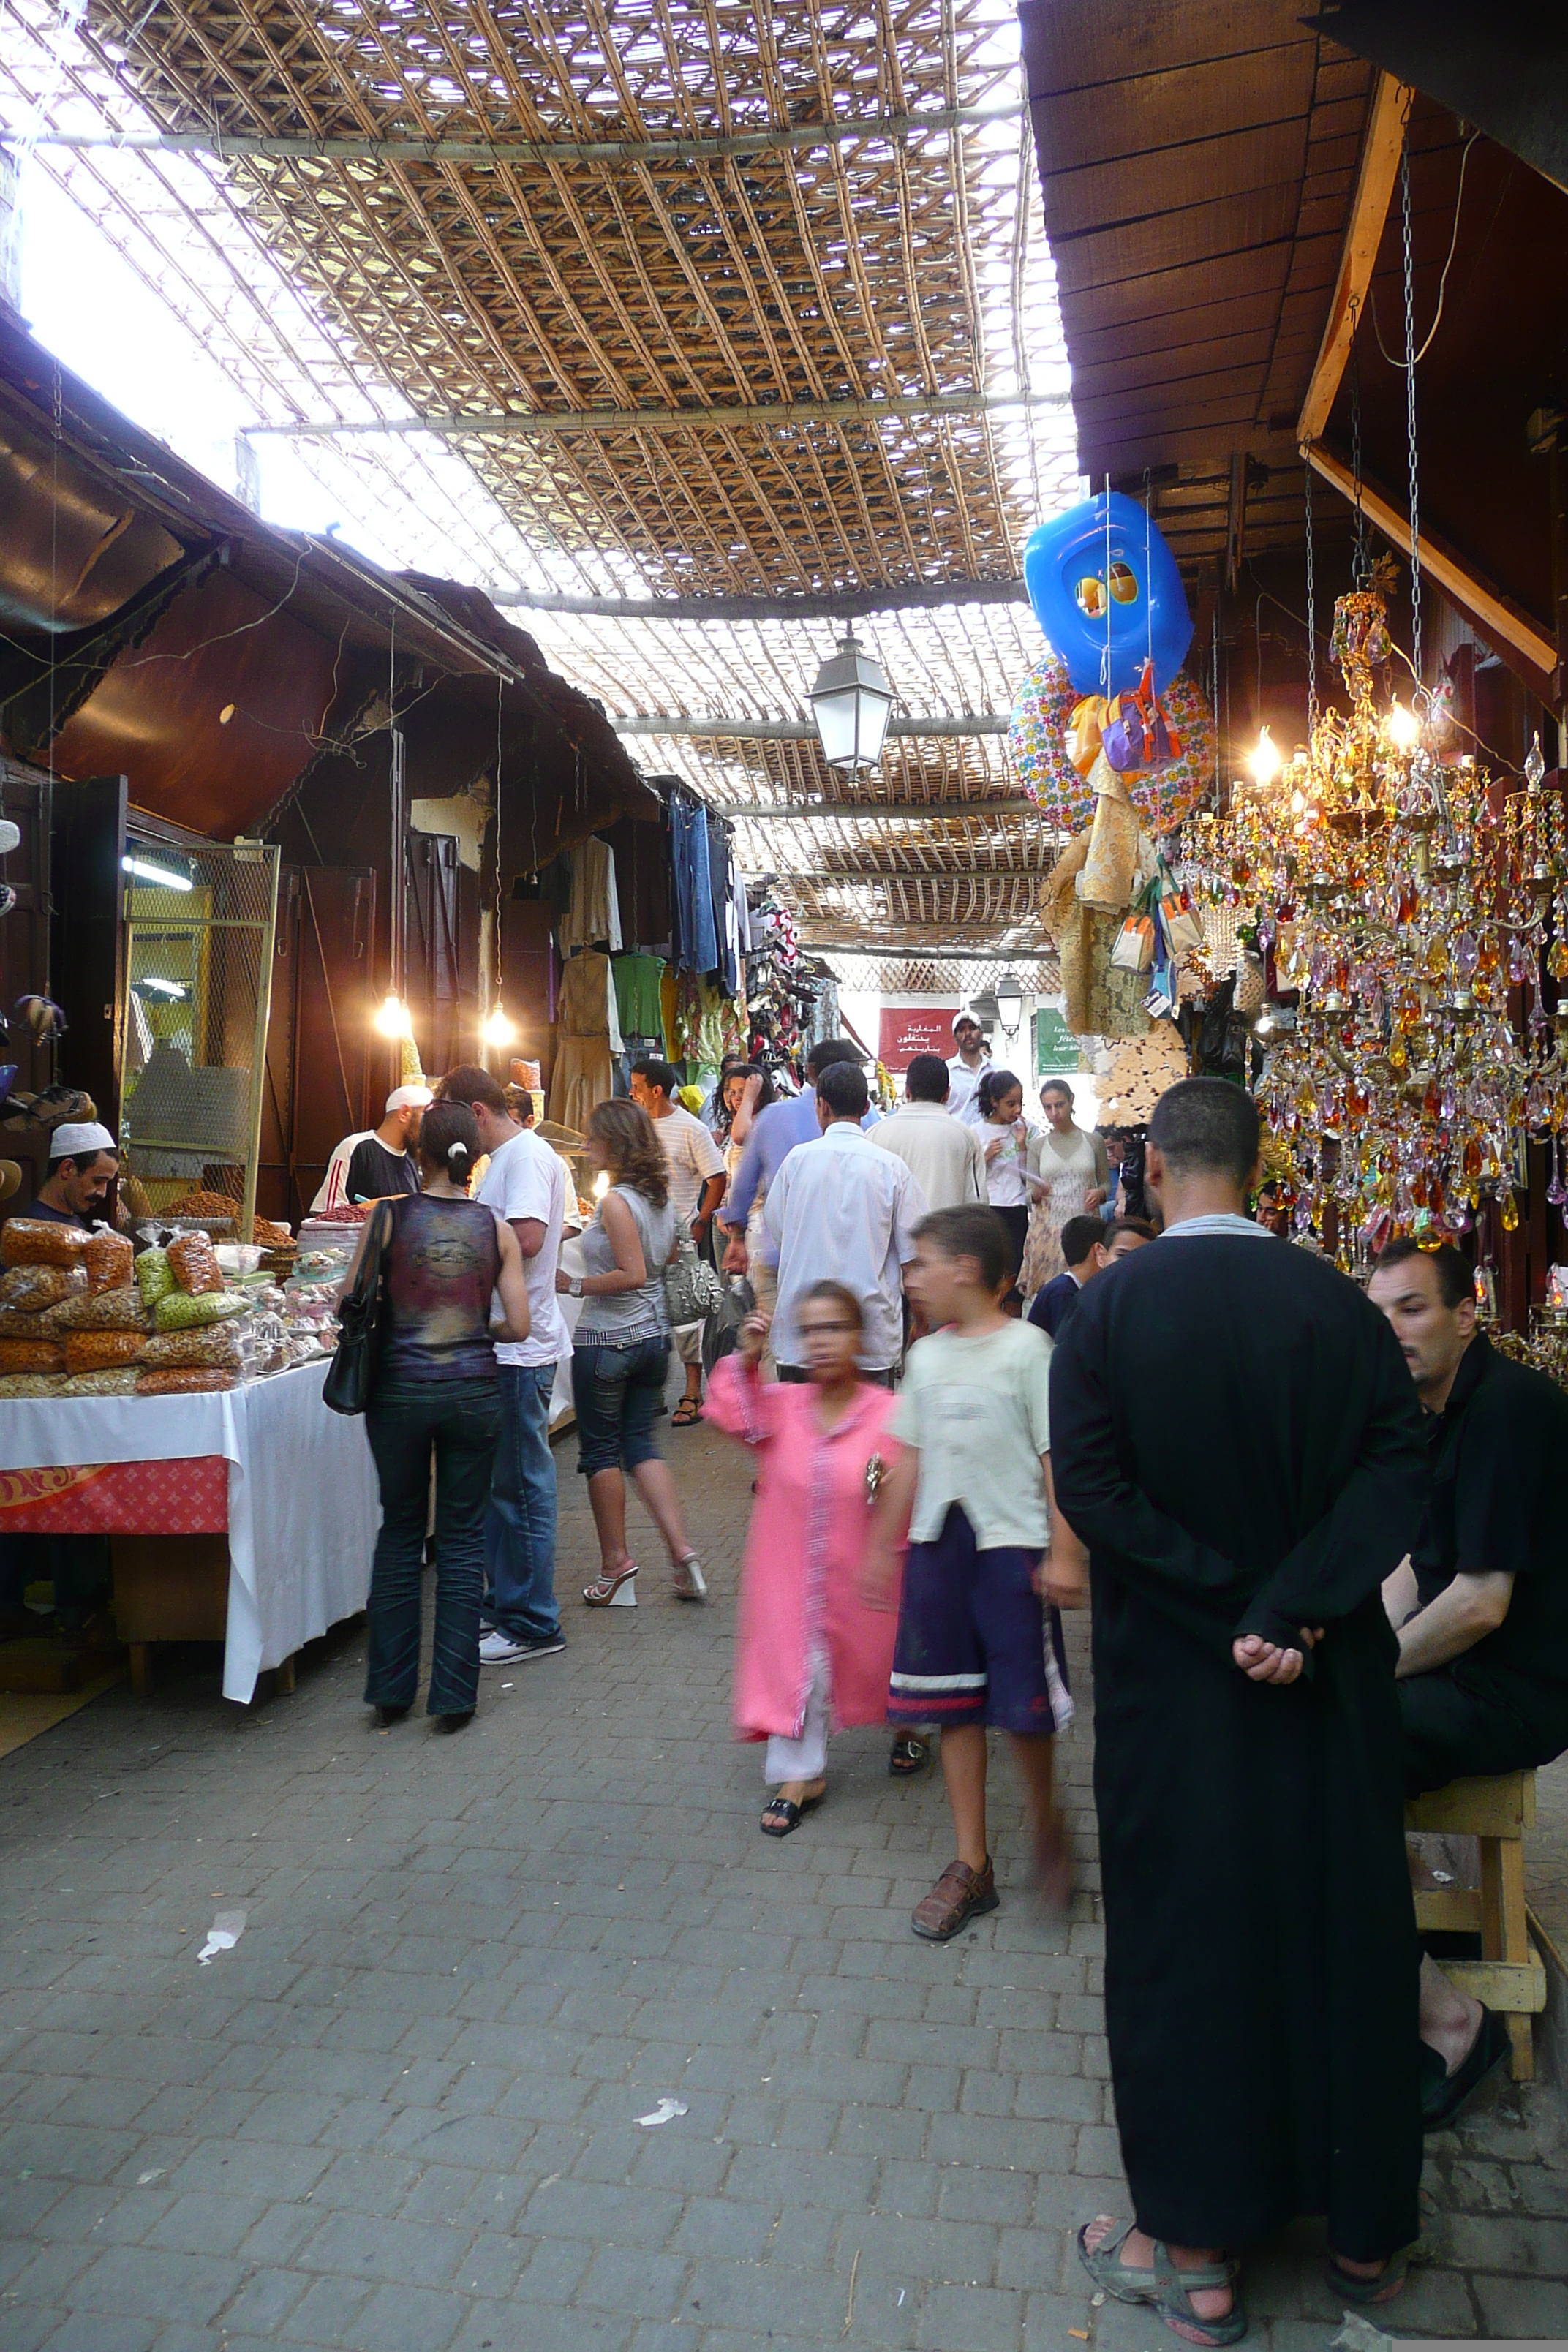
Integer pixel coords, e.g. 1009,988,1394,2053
28,1120,119,1230
311,1086,432,1214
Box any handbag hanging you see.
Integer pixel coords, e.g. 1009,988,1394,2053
663,1230,723,1328
323,1199,393,1417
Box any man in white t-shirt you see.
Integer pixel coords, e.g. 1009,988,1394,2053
631,1056,726,1423
439,1066,569,1666
946,1012,994,1125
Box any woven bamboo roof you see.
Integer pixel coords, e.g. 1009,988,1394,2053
1,0,1079,952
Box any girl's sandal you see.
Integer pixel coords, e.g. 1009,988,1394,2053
889,1733,929,1776
761,1787,825,1838
1324,2246,1410,2307
583,1563,638,1607
671,1399,704,1425
1077,2222,1245,2348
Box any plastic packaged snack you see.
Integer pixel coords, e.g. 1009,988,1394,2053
47,1289,152,1333
0,1373,67,1398
153,1289,249,1333
0,1262,88,1309
135,1247,176,1308
0,1218,91,1269
64,1330,146,1373
140,1325,243,1370
83,1229,136,1294
0,1309,60,1341
60,1368,142,1396
167,1230,225,1295
135,1369,235,1395
0,1339,67,1373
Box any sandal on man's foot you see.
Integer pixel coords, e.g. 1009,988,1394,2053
911,1855,998,1942
1324,2246,1410,2307
889,1733,930,1776
671,1398,703,1426
1077,2222,1244,2347
760,1787,824,1839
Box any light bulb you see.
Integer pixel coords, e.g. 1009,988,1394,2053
592,1169,609,1200
1384,698,1420,750
482,1003,516,1047
374,992,412,1039
1248,726,1281,785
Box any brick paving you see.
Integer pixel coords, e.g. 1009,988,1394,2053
1,1411,1567,2351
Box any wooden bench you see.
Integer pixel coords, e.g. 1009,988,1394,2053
1406,1769,1545,2080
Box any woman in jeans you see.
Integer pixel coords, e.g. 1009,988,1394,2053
343,1098,533,1729
560,1098,708,1606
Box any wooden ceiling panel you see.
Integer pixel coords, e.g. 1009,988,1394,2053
1041,121,1311,241
1028,50,1314,176
1050,181,1302,298
1017,2,1313,95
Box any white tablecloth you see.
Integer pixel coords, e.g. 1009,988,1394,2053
5,1362,380,1703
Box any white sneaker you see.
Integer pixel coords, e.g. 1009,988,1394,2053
478,1631,533,1665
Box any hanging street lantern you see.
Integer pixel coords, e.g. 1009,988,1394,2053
995,970,1025,1031
968,987,1001,1031
808,629,894,769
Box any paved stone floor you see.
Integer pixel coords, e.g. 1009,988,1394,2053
2,1412,1568,2351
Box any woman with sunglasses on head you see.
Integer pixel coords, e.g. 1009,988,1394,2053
708,1283,908,1836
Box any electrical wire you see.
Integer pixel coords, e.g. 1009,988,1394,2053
1371,129,1480,372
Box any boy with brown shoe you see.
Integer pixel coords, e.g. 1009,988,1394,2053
864,1204,1079,1940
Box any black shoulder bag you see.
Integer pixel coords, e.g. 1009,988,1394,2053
323,1199,393,1417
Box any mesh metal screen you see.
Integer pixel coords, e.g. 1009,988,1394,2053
118,831,281,1239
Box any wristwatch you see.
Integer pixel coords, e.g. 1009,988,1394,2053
569,1275,584,1297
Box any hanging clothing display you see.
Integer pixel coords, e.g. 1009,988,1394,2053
707,815,739,995
669,791,719,976
558,835,623,955
665,972,747,1073
605,813,671,951
549,949,622,1134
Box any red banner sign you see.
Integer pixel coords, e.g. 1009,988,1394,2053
878,1006,961,1073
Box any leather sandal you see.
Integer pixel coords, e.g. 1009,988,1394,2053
1324,2245,1409,2307
761,1787,824,1838
911,1855,998,1942
1077,2222,1245,2347
889,1733,929,1776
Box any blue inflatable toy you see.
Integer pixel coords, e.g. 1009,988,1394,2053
1023,490,1193,698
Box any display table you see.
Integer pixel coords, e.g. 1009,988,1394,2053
0,1362,380,1703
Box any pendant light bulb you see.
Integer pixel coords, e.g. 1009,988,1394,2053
1384,697,1420,751
374,992,412,1039
482,1003,517,1048
1248,725,1281,786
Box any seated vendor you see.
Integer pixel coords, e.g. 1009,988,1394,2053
25,1120,118,1228
0,1120,121,1639
1369,1235,1568,2127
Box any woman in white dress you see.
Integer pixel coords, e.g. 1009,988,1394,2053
976,1070,1047,1313
1021,1078,1109,1300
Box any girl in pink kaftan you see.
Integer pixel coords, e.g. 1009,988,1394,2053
706,1284,907,1836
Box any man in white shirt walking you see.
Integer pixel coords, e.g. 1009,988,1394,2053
631,1057,726,1424
946,1013,993,1125
875,1054,987,1210
438,1066,569,1665
765,1060,927,1383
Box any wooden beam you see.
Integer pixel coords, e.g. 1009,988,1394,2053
1303,442,1557,680
1296,72,1412,447
724,798,1039,820
773,868,1050,883
245,391,1068,442
812,943,1058,965
614,715,1011,740
491,578,1029,620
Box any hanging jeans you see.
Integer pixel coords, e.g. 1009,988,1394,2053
364,1378,501,1716
670,794,719,974
484,1363,560,1643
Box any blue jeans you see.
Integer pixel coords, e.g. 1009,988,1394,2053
484,1363,560,1642
573,1337,670,1476
365,1378,501,1716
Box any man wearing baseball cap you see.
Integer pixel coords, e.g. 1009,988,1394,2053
311,1087,431,1213
26,1121,119,1229
945,1012,993,1124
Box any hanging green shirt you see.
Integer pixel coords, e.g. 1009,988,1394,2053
613,952,666,1041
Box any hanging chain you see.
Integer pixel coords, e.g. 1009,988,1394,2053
1348,300,1370,587
1304,457,1318,729
1400,129,1423,690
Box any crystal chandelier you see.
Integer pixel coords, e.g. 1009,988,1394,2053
1180,583,1561,1259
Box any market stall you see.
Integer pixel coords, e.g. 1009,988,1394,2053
0,1215,377,1700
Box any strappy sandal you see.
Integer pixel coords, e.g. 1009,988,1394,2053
673,1554,708,1603
1077,2221,1245,2347
889,1733,929,1776
761,1787,824,1838
1324,2246,1410,2307
671,1398,703,1425
583,1563,638,1607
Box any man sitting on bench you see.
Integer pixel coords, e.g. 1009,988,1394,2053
1370,1237,1568,2127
